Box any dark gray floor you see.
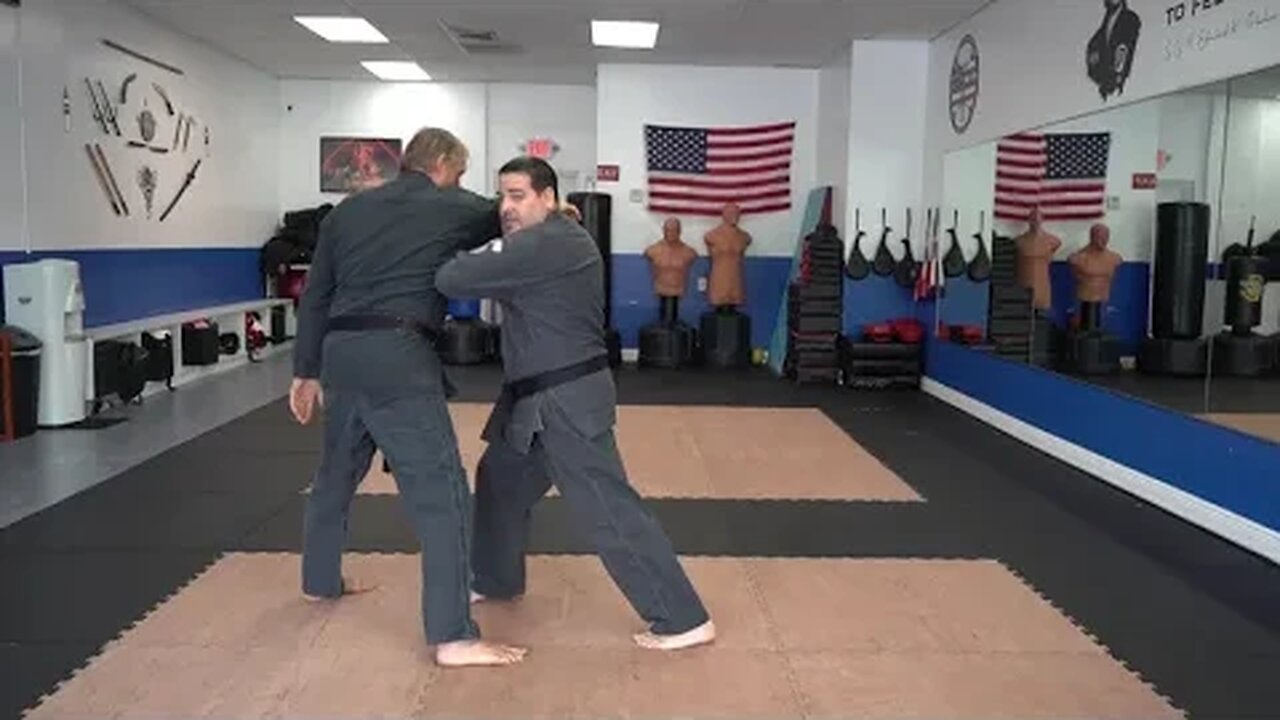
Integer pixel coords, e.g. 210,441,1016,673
2,364,1279,719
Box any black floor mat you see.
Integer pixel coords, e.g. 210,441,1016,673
0,550,218,645
237,495,962,558
0,643,104,720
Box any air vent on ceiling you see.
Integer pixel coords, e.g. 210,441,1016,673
439,20,524,55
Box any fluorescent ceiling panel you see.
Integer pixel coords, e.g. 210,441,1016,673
361,61,432,81
591,20,659,49
294,16,389,43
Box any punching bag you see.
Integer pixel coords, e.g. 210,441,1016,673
1224,256,1265,334
567,192,621,366
567,192,613,324
1152,202,1209,340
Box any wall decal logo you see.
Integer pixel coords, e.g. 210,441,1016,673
1086,0,1142,100
949,34,979,134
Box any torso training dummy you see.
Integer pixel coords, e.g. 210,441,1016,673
703,203,752,309
645,218,698,304
1069,223,1123,331
1015,208,1062,311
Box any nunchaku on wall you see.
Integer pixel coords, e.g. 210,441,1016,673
843,207,992,285
77,39,210,222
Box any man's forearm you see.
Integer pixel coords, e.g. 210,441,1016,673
291,302,327,378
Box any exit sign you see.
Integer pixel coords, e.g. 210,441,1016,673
1132,173,1158,190
596,164,620,182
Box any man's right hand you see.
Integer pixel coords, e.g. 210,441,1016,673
290,378,323,425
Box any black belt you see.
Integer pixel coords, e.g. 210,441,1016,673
326,314,441,343
505,354,610,400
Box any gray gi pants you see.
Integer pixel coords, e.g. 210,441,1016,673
471,399,710,636
302,386,479,645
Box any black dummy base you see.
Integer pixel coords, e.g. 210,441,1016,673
1138,337,1208,377
700,308,752,369
1062,330,1121,376
639,296,696,369
1212,332,1276,378
438,318,497,365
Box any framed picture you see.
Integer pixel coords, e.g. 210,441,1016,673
319,136,402,193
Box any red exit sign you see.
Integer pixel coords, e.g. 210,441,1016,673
596,164,620,182
1132,173,1158,190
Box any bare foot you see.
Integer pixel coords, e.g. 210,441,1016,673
435,640,528,667
633,620,716,651
470,590,522,604
304,578,376,602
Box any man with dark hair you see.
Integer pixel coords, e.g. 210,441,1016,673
436,156,715,651
291,127,526,667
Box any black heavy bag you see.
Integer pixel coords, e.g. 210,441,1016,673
567,192,614,325
1152,202,1210,340
845,209,870,280
1224,255,1265,333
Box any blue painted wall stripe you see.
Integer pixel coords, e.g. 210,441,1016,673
926,341,1280,533
1,248,263,328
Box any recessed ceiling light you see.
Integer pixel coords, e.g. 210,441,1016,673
361,61,432,82
591,20,659,49
294,16,389,43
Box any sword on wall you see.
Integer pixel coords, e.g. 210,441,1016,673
93,143,129,216
85,143,120,215
160,158,201,222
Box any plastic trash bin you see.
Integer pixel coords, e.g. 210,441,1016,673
1,324,42,441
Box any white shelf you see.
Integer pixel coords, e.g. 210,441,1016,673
87,298,294,341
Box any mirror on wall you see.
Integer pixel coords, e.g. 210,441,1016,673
1203,66,1280,444
937,65,1279,447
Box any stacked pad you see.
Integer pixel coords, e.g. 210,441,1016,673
839,332,922,390
784,225,844,383
985,236,1052,364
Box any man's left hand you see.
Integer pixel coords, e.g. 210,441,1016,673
290,378,323,425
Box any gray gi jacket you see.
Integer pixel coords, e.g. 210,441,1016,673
436,213,615,452
292,172,500,393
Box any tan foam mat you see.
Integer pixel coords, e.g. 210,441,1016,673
350,403,921,501
1200,413,1280,444
25,553,1181,719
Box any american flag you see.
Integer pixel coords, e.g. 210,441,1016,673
644,121,794,216
994,132,1110,222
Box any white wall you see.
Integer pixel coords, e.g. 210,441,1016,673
0,3,22,251
846,41,930,254
816,43,852,233
486,83,596,196
278,80,488,210
16,0,279,251
595,63,819,256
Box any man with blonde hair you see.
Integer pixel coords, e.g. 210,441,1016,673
290,127,526,667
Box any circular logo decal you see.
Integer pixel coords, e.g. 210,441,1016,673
949,34,979,135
